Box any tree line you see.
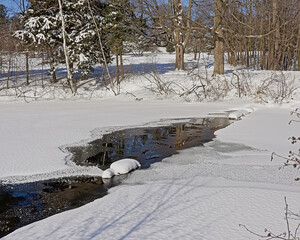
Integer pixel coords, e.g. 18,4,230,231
0,0,299,93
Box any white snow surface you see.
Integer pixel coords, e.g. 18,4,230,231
1,52,300,239
102,159,141,179
228,109,250,119
102,168,115,179
110,159,141,175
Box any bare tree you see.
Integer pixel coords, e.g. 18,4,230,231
58,0,76,93
138,0,192,70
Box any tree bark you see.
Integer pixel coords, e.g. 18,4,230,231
58,0,76,93
6,55,11,89
213,0,224,75
174,0,185,70
175,43,184,70
298,15,300,71
115,52,120,85
25,51,29,85
120,47,124,80
214,31,225,75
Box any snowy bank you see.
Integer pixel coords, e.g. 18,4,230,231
0,97,248,184
3,105,300,240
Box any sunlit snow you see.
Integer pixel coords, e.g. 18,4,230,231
1,50,300,240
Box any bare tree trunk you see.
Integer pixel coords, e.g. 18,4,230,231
25,51,29,85
115,52,120,85
269,0,280,70
87,0,116,95
246,39,250,67
259,31,264,69
175,43,184,70
193,45,198,60
6,55,11,89
228,35,236,67
174,0,185,70
214,32,225,75
120,48,124,80
50,63,57,83
41,53,44,87
0,55,2,76
213,0,224,75
58,0,76,93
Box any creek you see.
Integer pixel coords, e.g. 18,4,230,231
0,117,231,238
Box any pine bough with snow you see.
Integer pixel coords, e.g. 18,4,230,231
14,0,111,82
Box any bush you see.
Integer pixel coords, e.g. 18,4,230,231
166,42,175,53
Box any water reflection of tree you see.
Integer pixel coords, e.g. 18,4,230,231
82,118,230,168
175,124,185,149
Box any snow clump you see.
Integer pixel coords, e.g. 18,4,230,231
102,159,141,179
228,107,254,120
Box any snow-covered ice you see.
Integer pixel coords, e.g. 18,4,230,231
1,52,300,239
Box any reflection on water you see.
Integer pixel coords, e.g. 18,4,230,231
69,118,231,169
0,117,231,238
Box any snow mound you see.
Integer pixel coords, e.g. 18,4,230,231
102,159,141,178
111,159,141,175
102,168,115,179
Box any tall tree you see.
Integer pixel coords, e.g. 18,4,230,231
212,0,224,75
138,0,192,70
103,0,133,82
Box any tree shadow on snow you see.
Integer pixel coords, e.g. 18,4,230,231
88,177,228,240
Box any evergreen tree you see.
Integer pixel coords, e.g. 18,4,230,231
14,0,61,82
103,0,148,80
166,42,175,53
14,0,110,83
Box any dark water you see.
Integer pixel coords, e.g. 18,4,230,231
0,117,231,238
68,118,230,169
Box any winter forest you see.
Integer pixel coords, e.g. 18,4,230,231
0,0,300,240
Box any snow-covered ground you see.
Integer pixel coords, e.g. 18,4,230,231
1,51,300,239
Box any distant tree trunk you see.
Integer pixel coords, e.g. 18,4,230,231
175,43,184,70
58,0,76,93
41,53,44,87
214,31,225,75
213,0,224,75
174,0,185,70
269,0,280,70
115,52,120,85
259,15,265,70
193,43,198,60
273,0,280,70
25,51,29,85
6,56,11,89
120,47,124,80
50,63,57,83
228,35,236,67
